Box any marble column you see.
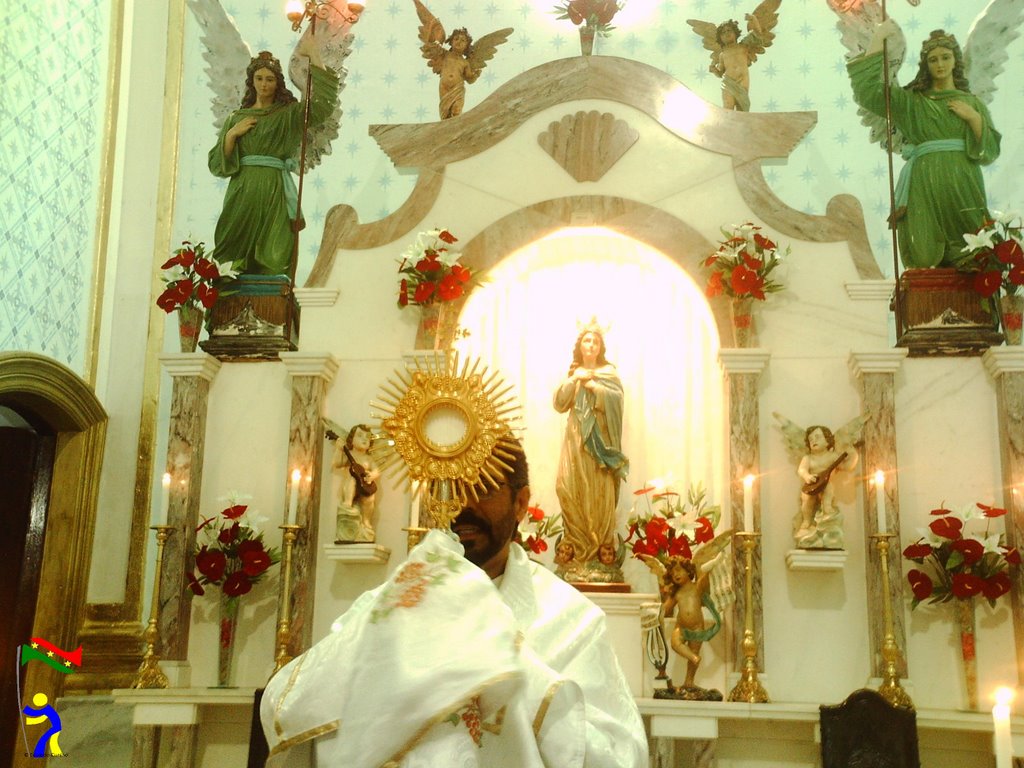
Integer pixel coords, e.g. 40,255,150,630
157,353,221,659
720,349,770,674
279,352,339,655
982,348,1024,687
849,350,909,679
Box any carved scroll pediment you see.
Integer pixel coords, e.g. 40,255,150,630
537,110,639,182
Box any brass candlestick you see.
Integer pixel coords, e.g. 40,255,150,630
132,525,174,689
272,524,302,676
728,532,770,703
402,526,429,553
873,533,914,710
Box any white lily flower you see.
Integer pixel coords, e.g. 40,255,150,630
437,248,462,267
958,502,985,522
980,532,1004,555
962,229,996,252
990,209,1021,227
163,265,187,283
919,526,944,547
243,508,270,533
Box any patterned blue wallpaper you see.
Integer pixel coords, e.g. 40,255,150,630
0,2,110,372
174,0,1023,286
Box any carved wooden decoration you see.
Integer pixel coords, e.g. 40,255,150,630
537,110,638,182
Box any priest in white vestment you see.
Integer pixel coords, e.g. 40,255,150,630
261,446,648,767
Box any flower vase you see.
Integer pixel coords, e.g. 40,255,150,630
579,25,595,56
217,595,239,687
954,598,978,710
177,304,203,353
1000,294,1023,345
730,296,756,347
414,303,451,350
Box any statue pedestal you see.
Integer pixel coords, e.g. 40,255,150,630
895,268,1002,356
201,275,300,360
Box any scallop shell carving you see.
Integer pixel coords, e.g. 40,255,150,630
537,111,639,182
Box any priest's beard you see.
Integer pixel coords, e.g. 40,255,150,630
452,508,517,569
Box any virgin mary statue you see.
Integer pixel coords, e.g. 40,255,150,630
552,325,629,578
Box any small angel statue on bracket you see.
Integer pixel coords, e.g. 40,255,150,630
326,420,381,544
774,413,866,550
687,0,781,111
412,0,513,119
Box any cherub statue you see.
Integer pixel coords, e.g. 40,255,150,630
686,0,782,111
332,424,381,543
187,0,353,277
412,0,513,119
774,413,866,550
834,2,1019,268
639,530,734,700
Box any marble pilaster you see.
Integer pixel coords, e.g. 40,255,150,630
279,352,340,655
982,348,1024,687
720,349,770,674
157,353,221,660
849,350,909,679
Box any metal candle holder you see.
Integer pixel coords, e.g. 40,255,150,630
728,531,770,703
132,525,174,689
272,524,302,676
402,526,429,553
872,533,914,710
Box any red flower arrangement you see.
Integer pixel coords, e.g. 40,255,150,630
156,240,236,314
188,499,281,599
960,212,1024,306
396,229,473,308
553,0,623,35
701,222,786,301
903,502,1019,609
625,482,720,563
514,505,564,556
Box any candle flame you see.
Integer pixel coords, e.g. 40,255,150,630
873,469,885,487
162,472,171,487
291,468,302,483
995,686,1015,707
742,474,755,490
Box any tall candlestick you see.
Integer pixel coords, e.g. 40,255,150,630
874,470,887,534
993,686,1014,768
742,474,755,532
287,468,301,525
157,472,171,525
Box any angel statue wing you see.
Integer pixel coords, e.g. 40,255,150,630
685,18,724,73
288,5,354,172
187,0,351,172
833,413,868,450
694,529,736,613
963,0,1024,107
467,27,514,74
830,1,908,152
744,0,783,64
413,0,447,73
773,411,809,464
186,0,251,132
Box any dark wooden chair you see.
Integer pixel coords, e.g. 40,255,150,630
819,689,920,768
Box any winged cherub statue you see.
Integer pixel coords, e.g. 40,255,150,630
187,0,353,277
639,530,734,700
686,0,782,111
835,1,1020,269
412,0,513,119
774,413,866,550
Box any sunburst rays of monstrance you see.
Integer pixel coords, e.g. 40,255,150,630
370,352,522,529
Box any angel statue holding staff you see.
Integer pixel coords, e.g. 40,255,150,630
412,0,513,119
686,0,782,112
774,413,865,550
188,0,354,278
836,1,1018,269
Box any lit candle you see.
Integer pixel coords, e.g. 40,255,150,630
157,472,171,525
874,470,887,534
742,474,755,532
287,468,301,525
410,480,421,529
993,686,1014,768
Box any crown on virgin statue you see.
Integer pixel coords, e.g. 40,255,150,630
576,316,610,337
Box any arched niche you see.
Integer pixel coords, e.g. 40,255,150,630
0,351,106,747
